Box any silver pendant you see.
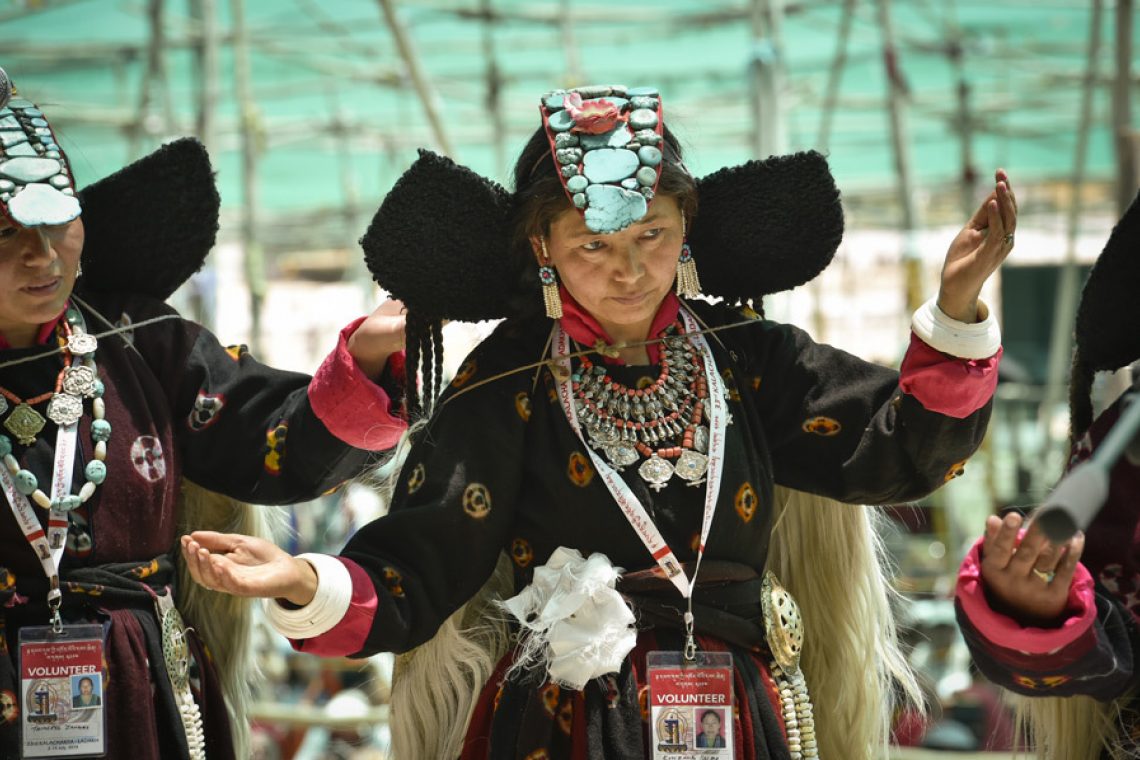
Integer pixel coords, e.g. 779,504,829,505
605,441,639,470
61,365,97,397
46,393,83,426
589,422,619,446
639,455,674,491
675,450,709,485
693,425,710,454
66,332,98,356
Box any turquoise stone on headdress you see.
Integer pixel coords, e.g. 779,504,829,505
584,184,648,235
0,67,81,227
8,183,80,226
540,84,663,234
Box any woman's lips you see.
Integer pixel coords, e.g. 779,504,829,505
21,278,61,297
611,292,648,306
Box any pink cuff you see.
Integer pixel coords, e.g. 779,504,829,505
291,558,378,657
308,317,407,451
899,333,1001,419
956,535,1097,655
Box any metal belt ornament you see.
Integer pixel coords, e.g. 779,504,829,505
554,307,729,660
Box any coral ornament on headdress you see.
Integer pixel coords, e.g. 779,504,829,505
0,67,81,228
541,85,665,234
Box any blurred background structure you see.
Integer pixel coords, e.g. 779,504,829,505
2,0,1137,756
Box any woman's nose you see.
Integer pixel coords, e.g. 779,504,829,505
613,243,644,279
19,229,55,265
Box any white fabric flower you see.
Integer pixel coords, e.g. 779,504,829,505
501,547,637,690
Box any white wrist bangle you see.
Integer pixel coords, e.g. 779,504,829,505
912,298,1001,360
263,553,353,639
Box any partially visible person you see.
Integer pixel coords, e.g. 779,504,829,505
956,191,1140,760
0,68,407,760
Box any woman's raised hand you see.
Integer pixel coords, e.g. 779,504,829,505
347,298,407,380
180,531,319,607
978,511,1084,624
937,169,1018,323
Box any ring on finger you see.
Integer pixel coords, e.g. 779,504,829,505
1003,232,1015,246
1032,567,1055,583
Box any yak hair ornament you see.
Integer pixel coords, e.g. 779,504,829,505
538,238,563,320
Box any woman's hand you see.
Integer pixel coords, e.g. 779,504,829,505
180,531,319,607
937,169,1018,323
979,511,1084,624
346,298,407,380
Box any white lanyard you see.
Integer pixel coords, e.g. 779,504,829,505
1,421,79,628
554,308,729,655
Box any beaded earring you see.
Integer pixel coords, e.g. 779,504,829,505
675,214,702,299
539,237,563,320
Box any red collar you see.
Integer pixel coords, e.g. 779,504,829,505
558,287,680,365
0,307,65,350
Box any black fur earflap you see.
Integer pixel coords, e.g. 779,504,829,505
1069,189,1140,438
78,138,219,301
361,150,514,323
689,151,843,303
1074,190,1140,374
361,149,843,319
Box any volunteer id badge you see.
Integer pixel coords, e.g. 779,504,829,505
647,651,734,759
18,625,106,758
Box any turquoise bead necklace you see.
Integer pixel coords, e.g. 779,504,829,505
0,305,109,513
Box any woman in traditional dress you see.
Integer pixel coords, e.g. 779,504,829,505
0,68,407,759
184,85,1016,759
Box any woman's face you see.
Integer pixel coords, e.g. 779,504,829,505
702,711,720,736
0,215,83,346
536,196,684,341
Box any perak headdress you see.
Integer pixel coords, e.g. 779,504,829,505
541,85,665,234
0,66,220,302
361,85,845,414
0,67,81,228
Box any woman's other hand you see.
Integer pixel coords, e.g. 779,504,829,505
347,298,407,380
937,169,1018,323
181,531,319,607
979,511,1084,624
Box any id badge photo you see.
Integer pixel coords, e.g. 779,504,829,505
647,650,734,759
18,624,106,758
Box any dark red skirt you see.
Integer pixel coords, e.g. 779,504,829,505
459,629,792,760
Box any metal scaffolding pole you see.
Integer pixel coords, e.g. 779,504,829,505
480,0,506,180
749,0,784,159
1036,0,1103,493
231,0,266,356
944,0,977,219
128,0,169,159
816,0,855,153
188,0,219,152
876,0,923,313
1113,0,1137,215
560,0,583,87
376,0,455,157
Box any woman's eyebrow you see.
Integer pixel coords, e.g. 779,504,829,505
563,214,666,241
